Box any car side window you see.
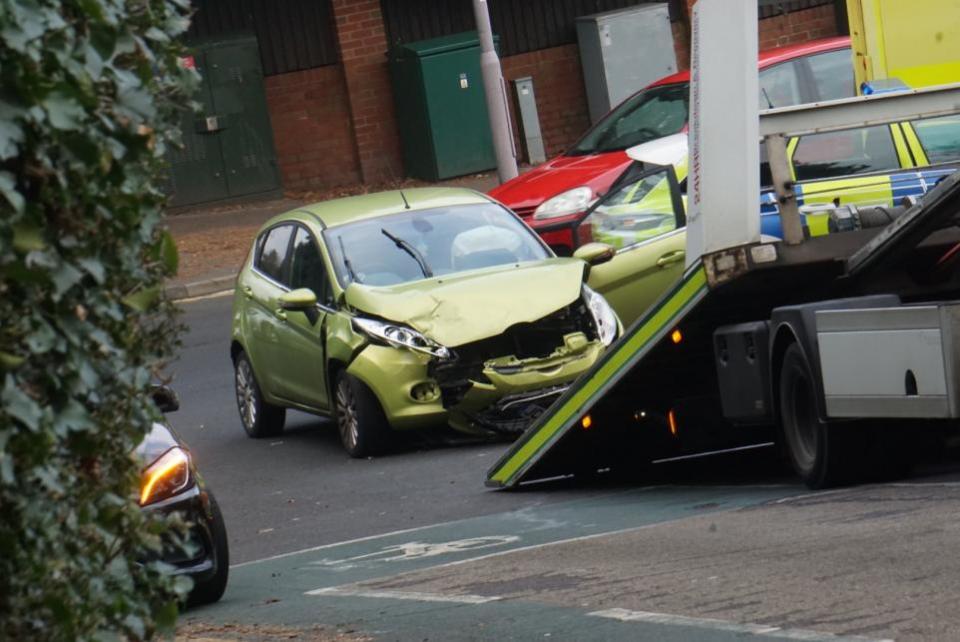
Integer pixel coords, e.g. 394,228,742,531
256,224,295,285
289,226,333,306
911,115,960,164
792,125,899,181
759,61,803,109
805,49,855,102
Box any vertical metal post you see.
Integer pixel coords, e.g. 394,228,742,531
765,134,805,245
472,0,518,183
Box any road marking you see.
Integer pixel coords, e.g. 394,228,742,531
589,608,893,642
307,587,501,604
233,485,800,570
310,536,520,570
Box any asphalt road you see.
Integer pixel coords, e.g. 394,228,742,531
171,294,646,565
175,293,960,641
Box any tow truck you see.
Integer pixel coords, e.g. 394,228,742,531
487,0,960,489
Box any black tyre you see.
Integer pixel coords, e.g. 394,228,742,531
187,492,229,607
334,372,391,458
779,343,854,489
234,351,285,438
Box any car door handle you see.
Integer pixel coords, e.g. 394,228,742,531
274,308,287,322
242,286,253,299
656,250,685,267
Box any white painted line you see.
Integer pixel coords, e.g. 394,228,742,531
307,587,501,605
589,608,892,642
651,442,775,464
234,485,798,570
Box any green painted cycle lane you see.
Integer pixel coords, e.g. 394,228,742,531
185,483,817,638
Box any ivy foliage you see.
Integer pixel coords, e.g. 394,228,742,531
0,0,196,638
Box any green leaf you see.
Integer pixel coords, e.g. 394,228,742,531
1,376,42,431
44,89,86,130
0,352,25,371
77,257,106,284
12,223,44,252
122,286,161,311
0,172,24,213
53,400,94,434
51,261,83,297
154,230,178,276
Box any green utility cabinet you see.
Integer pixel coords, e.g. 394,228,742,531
389,32,498,181
167,36,281,208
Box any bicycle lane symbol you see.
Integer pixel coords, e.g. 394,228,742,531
309,535,522,572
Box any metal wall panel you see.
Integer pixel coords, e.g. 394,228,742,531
187,0,338,76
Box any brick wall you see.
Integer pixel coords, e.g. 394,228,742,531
265,65,361,192
501,45,589,161
757,4,839,50
332,0,404,183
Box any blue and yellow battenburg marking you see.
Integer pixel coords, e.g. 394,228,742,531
759,167,958,238
486,263,710,488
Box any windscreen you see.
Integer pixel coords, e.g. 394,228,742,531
568,83,689,156
325,204,551,287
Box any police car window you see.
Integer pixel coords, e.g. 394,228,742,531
806,49,855,101
759,61,803,109
792,125,899,181
578,168,679,251
912,115,960,164
256,225,295,285
289,227,333,305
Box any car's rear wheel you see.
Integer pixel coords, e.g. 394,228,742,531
335,372,391,458
187,492,229,607
234,351,285,438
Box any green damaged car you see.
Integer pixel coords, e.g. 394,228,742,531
230,187,620,457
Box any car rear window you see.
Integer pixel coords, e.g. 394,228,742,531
792,125,899,181
912,115,960,164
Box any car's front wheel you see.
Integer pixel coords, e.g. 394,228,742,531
335,372,391,458
187,492,229,607
234,351,285,438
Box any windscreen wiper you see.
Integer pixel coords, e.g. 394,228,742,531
338,235,359,283
381,228,433,278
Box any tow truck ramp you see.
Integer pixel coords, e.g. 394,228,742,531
488,171,960,489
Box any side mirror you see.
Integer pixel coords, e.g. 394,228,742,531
573,242,616,267
150,385,180,413
279,288,318,310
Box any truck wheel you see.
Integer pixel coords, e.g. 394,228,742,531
335,372,391,458
779,343,852,489
234,351,285,438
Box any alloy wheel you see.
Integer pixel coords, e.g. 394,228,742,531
336,379,360,452
236,358,257,430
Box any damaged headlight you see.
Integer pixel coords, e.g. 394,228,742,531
582,285,618,346
353,317,451,359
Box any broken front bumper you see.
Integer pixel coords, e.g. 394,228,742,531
349,333,605,434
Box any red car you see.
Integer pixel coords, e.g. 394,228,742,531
490,37,853,254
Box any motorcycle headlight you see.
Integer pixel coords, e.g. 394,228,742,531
582,285,619,346
533,187,594,220
353,317,451,359
140,447,191,506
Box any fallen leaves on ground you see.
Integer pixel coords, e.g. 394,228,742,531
176,620,371,642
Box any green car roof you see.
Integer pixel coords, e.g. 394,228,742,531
287,187,493,229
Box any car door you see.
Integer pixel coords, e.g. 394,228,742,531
576,165,687,326
242,223,296,400
786,124,911,234
271,225,333,410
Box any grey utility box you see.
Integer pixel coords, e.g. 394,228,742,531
576,3,677,124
